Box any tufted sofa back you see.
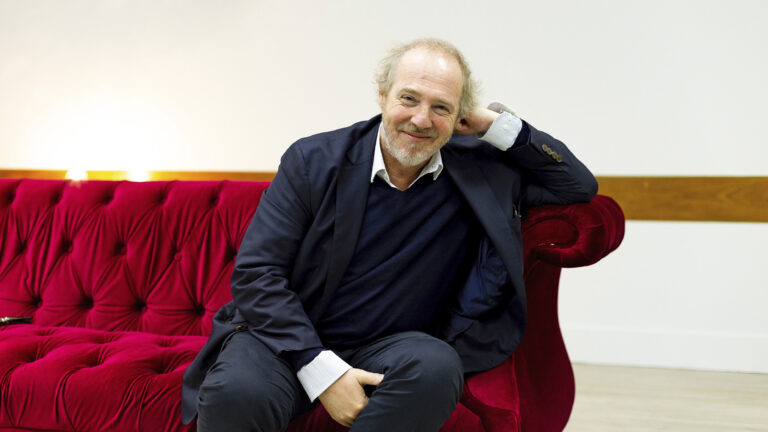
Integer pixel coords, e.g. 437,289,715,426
0,179,267,337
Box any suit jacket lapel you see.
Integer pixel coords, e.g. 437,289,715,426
442,149,522,273
313,123,378,317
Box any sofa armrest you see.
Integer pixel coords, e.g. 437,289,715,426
523,194,625,268
458,195,625,432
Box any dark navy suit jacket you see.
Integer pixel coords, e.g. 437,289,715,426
182,115,596,423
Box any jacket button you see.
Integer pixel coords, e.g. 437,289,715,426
234,325,246,332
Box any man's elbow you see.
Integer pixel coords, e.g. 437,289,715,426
583,175,599,201
569,174,598,203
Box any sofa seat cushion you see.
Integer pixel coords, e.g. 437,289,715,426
0,325,202,432
1,323,523,432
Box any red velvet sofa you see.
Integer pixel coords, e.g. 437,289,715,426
0,179,623,432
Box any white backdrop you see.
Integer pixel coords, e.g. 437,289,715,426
1,0,766,372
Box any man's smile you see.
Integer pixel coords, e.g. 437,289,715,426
398,125,437,142
402,131,430,141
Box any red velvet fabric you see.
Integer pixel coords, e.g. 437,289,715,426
0,179,624,431
0,325,202,432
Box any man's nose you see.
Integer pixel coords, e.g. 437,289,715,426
411,104,432,129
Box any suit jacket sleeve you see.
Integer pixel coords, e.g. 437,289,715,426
230,143,324,356
507,121,598,208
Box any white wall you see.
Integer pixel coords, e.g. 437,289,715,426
1,1,766,372
561,221,768,373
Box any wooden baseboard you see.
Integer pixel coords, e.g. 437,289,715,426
1,170,765,222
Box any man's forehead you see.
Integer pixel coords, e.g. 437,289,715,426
391,48,463,95
399,47,460,73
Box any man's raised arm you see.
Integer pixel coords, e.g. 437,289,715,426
454,103,597,207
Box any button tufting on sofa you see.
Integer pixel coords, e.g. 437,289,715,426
226,247,237,261
155,361,172,375
82,297,94,309
114,242,127,256
51,192,62,205
134,300,147,313
101,194,114,205
34,349,50,362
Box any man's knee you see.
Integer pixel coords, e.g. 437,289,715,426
415,339,463,396
388,336,464,402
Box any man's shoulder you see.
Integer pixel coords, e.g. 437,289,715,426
443,134,506,161
445,134,481,150
276,115,380,186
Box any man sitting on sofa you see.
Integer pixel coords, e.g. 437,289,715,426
182,37,597,432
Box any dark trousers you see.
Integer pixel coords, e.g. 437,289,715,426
196,330,464,432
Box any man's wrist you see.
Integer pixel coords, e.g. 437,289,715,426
478,110,523,151
296,350,352,402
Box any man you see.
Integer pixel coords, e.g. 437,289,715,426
182,38,597,431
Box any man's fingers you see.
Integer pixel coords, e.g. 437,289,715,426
318,369,379,428
355,370,384,386
454,105,500,135
334,394,368,428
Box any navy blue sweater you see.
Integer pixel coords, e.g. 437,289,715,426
285,173,478,370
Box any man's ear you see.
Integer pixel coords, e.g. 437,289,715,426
454,117,470,134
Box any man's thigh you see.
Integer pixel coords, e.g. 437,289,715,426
196,331,311,432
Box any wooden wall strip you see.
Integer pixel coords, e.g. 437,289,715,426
0,170,276,182
0,169,69,179
596,176,768,223
1,170,766,222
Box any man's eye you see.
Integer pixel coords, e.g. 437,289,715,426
401,95,416,103
434,105,450,114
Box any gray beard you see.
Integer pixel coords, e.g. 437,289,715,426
381,126,438,168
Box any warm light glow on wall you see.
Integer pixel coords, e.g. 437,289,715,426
65,169,88,181
127,170,150,182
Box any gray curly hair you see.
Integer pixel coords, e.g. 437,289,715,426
375,38,479,118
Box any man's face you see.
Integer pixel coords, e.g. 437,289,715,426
378,48,463,168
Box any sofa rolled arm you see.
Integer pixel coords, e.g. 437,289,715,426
522,194,625,268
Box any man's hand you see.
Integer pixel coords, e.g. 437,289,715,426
453,106,500,136
317,368,384,427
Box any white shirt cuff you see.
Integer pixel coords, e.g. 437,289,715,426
478,111,523,151
295,350,352,402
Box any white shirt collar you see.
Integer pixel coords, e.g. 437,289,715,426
371,122,444,190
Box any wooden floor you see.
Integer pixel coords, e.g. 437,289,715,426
565,363,768,431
